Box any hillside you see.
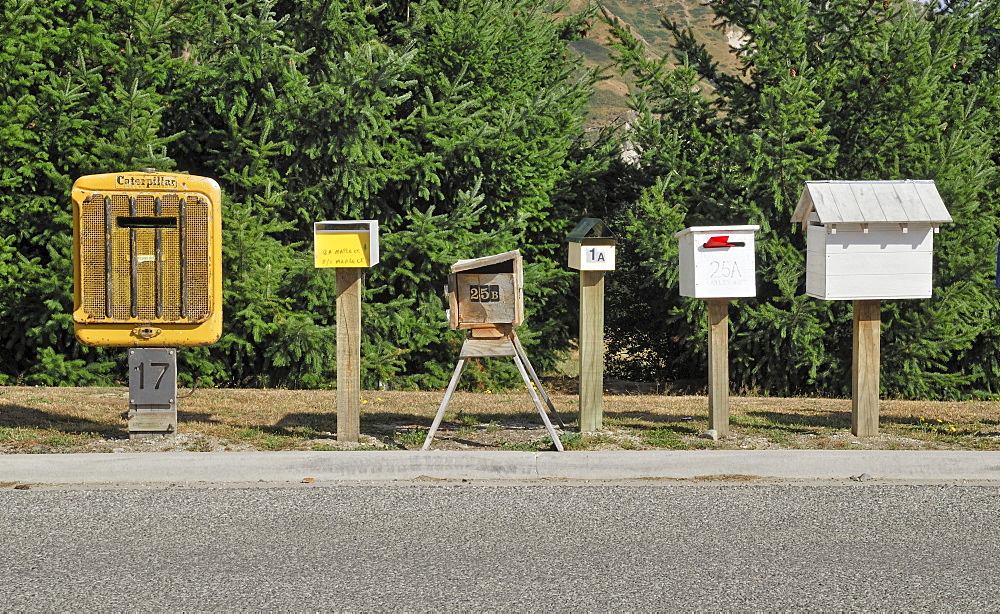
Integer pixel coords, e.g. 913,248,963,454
561,0,744,126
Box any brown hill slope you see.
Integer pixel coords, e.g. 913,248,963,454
559,0,744,126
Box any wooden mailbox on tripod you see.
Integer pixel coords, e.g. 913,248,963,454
447,250,524,334
423,250,565,451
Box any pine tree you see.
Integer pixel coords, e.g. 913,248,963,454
0,0,598,389
605,0,1000,398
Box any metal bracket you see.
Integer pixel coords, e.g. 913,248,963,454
127,347,177,438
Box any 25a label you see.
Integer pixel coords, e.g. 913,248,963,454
709,260,742,278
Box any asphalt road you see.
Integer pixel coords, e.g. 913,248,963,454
2,482,999,611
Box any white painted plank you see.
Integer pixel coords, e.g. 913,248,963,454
824,182,865,223
872,183,912,221
791,189,815,223
911,182,952,222
823,273,932,300
808,186,834,223
678,232,696,297
895,182,933,222
893,182,937,222
823,228,933,253
805,270,827,299
808,251,932,277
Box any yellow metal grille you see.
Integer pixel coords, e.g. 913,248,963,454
79,192,212,323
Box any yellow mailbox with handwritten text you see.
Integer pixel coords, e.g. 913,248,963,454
314,220,379,268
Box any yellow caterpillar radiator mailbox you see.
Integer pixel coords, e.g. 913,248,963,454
71,170,222,347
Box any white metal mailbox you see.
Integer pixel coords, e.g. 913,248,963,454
675,225,759,299
791,180,952,300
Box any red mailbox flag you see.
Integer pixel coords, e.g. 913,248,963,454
703,236,745,248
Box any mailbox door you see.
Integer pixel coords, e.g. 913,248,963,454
72,172,222,347
454,273,517,326
679,230,757,299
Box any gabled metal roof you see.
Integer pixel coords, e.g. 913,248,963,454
566,217,616,242
791,180,952,225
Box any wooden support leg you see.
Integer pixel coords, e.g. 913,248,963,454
707,299,730,438
421,358,467,450
511,332,565,428
852,299,881,437
336,268,363,443
512,351,564,452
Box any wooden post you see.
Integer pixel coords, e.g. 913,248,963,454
579,270,605,432
852,299,880,437
336,268,363,443
707,299,730,438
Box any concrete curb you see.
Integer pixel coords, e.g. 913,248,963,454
3,450,1000,486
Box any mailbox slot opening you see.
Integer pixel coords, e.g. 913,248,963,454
118,216,178,229
464,262,514,274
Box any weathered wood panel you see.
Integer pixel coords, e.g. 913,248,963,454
453,273,516,325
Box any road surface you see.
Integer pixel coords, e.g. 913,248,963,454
2,481,998,610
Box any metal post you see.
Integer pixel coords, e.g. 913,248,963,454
127,347,177,438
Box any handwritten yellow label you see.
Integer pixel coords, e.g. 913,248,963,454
314,233,371,268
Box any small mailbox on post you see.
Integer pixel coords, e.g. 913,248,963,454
567,218,617,432
792,181,950,301
314,220,379,268
675,225,759,439
71,171,223,348
792,180,952,437
568,218,617,271
71,170,223,438
676,225,759,299
314,220,380,443
424,250,565,451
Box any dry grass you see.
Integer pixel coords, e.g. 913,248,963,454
2,383,1000,454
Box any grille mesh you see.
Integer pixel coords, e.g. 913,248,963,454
79,192,211,322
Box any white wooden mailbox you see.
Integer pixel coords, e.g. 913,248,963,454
675,225,759,299
448,250,524,330
567,217,616,271
313,220,379,268
791,180,952,300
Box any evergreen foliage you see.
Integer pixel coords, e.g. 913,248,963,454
0,0,595,389
5,0,1000,400
603,0,1000,398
